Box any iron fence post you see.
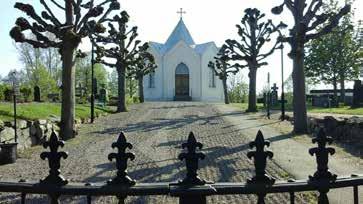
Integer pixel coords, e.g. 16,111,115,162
91,42,95,123
309,128,336,204
171,132,216,204
247,130,275,203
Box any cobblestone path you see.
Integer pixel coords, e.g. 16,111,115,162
0,102,313,203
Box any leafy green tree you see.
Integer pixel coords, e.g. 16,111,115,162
208,45,240,104
228,74,249,103
75,54,108,96
30,64,58,100
10,0,119,139
108,69,118,97
305,1,361,103
272,0,351,133
20,86,32,102
225,8,286,112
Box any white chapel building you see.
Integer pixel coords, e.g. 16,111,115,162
143,17,224,102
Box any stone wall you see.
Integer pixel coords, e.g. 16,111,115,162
0,118,60,151
307,116,363,143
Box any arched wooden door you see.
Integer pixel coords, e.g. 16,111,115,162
175,63,189,97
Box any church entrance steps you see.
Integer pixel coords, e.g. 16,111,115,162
174,95,192,101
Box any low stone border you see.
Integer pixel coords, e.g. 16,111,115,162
284,113,363,144
0,114,103,151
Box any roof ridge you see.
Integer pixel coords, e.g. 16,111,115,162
163,19,195,53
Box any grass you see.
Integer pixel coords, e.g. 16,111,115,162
231,103,363,116
0,102,115,121
230,103,264,112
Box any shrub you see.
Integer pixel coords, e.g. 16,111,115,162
20,86,32,102
0,84,10,101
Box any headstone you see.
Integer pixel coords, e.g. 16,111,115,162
47,93,59,102
99,88,108,104
76,83,83,98
34,86,41,102
270,83,279,106
352,80,363,107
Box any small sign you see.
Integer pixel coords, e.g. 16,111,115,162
13,81,20,96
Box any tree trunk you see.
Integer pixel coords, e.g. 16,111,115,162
247,67,257,112
60,45,76,140
138,77,144,103
117,68,127,112
222,78,229,104
339,74,345,103
292,42,308,134
332,77,338,107
129,78,133,98
60,1,76,140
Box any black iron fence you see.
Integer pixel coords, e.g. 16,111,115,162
0,128,362,204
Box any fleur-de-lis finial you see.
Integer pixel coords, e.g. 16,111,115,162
247,130,275,185
108,132,136,185
40,130,68,186
178,132,206,185
309,128,337,182
309,128,337,204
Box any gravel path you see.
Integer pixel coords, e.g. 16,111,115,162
217,105,363,204
0,102,313,203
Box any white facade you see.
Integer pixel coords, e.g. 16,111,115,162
143,18,224,102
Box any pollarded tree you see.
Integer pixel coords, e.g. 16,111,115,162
208,45,241,104
129,47,157,103
92,11,146,112
10,0,120,139
225,8,286,112
271,0,351,133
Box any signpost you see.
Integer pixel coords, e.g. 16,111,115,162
12,71,19,143
91,42,95,123
267,73,271,119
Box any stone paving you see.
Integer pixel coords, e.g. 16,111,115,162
0,102,314,203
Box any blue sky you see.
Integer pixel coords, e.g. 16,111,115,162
0,0,362,91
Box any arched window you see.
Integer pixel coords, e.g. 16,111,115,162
148,72,155,88
175,63,189,75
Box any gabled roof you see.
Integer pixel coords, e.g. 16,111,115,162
149,18,216,56
195,42,216,54
164,19,195,53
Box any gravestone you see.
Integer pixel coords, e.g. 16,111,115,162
99,88,108,105
76,83,84,98
270,83,278,106
352,80,363,107
34,86,41,102
47,93,59,102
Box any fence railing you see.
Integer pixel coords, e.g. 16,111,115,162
0,128,362,204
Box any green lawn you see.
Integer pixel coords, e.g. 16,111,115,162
230,103,264,112
231,103,363,116
0,102,115,121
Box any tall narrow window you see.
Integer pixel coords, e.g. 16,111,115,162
149,72,155,88
209,68,216,88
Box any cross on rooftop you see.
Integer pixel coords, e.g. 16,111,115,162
177,8,186,19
